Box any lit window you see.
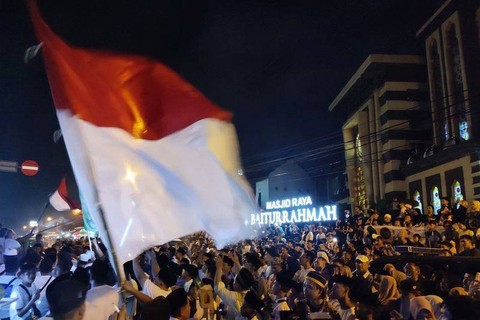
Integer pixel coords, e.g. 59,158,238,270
459,121,469,141
432,187,441,215
413,191,422,214
447,25,469,141
452,180,464,205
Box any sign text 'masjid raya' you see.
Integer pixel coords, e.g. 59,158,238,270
251,196,337,225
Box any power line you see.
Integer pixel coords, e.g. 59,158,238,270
244,92,478,174
243,88,473,166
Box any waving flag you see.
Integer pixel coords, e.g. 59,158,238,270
29,0,257,264
49,177,79,211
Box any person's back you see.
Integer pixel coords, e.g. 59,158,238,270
83,286,120,320
0,273,21,318
35,258,55,316
0,255,21,319
44,278,88,320
82,260,121,320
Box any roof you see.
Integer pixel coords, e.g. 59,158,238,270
328,54,425,113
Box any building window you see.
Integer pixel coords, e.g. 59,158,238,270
355,133,363,161
431,186,441,215
452,180,464,205
430,40,449,145
413,190,423,214
354,133,367,209
446,25,469,140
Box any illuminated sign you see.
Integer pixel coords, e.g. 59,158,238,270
251,196,337,225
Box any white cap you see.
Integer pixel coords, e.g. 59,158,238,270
317,251,330,264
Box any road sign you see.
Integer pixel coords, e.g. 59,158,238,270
0,160,18,173
20,160,39,176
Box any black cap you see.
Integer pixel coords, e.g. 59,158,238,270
158,267,178,288
203,252,213,260
141,296,169,320
275,270,296,290
236,268,255,290
46,279,88,316
331,275,354,288
167,288,188,315
245,252,262,269
223,256,234,267
181,264,199,279
305,271,327,289
244,291,264,312
266,246,280,257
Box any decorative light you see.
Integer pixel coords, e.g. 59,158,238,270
29,220,38,227
47,216,52,221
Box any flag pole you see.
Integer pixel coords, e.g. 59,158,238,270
96,205,126,282
27,0,126,292
88,233,93,252
36,193,52,225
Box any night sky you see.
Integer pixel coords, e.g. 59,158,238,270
0,0,440,231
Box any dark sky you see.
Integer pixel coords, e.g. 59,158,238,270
0,0,440,231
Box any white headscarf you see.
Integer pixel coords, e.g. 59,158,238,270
409,296,437,320
424,295,443,319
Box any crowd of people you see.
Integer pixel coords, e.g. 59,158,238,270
1,197,480,319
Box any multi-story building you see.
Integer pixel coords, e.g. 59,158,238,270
329,54,429,208
255,159,316,209
403,0,480,212
330,0,480,211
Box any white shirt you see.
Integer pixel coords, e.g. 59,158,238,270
184,279,193,292
142,279,172,299
34,274,54,316
329,300,355,320
215,281,247,320
0,275,21,319
10,283,38,320
83,285,122,320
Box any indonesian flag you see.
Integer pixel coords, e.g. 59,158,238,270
29,1,257,264
49,177,79,211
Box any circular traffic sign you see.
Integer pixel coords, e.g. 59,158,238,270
20,160,39,176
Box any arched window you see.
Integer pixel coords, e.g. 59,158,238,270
413,190,423,214
446,25,469,140
432,186,441,215
354,133,367,209
452,180,463,205
355,133,363,161
430,40,449,144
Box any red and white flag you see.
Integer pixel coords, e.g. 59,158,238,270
29,1,257,264
49,177,79,211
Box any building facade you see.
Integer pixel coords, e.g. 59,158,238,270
329,55,429,208
330,0,480,211
255,160,317,209
403,0,480,212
